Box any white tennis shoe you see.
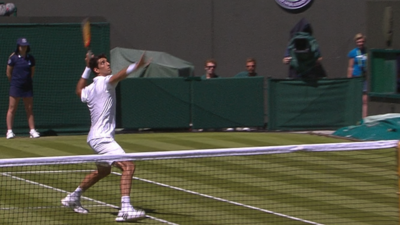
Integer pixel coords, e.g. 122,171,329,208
61,194,89,214
29,130,40,138
115,207,146,222
6,130,15,139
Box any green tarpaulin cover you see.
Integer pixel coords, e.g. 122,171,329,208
110,47,194,78
333,113,400,140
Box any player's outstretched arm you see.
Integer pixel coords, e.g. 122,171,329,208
76,53,92,97
109,51,148,85
76,78,87,98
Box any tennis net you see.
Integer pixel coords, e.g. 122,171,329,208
0,140,398,225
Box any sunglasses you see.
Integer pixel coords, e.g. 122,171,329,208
246,65,255,68
206,66,216,69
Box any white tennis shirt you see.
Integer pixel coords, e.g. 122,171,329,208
81,75,118,142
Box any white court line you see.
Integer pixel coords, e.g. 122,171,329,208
0,204,109,210
111,172,324,225
0,171,178,225
3,169,324,225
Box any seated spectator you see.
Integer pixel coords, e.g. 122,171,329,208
201,59,219,79
235,58,258,77
226,58,260,132
192,59,220,132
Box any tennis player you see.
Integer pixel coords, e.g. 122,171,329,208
62,52,148,222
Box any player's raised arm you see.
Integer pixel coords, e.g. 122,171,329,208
109,51,148,85
76,53,92,97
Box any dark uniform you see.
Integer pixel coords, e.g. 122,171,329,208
7,53,35,97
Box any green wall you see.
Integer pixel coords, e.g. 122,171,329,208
268,78,363,130
119,77,265,130
0,22,110,134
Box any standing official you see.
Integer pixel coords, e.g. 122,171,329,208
6,38,39,139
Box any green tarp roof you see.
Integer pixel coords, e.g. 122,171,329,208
110,47,194,78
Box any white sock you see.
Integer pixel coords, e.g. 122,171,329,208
72,187,83,197
121,196,132,209
7,130,12,133
30,129,36,133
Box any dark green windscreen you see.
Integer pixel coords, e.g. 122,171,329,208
0,23,110,134
268,78,363,130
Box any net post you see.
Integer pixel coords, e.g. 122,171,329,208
397,140,400,225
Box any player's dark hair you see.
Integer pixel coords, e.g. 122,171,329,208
89,54,107,75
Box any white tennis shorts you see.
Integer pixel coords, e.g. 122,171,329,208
88,137,126,167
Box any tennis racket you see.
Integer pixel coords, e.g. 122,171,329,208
81,17,92,56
